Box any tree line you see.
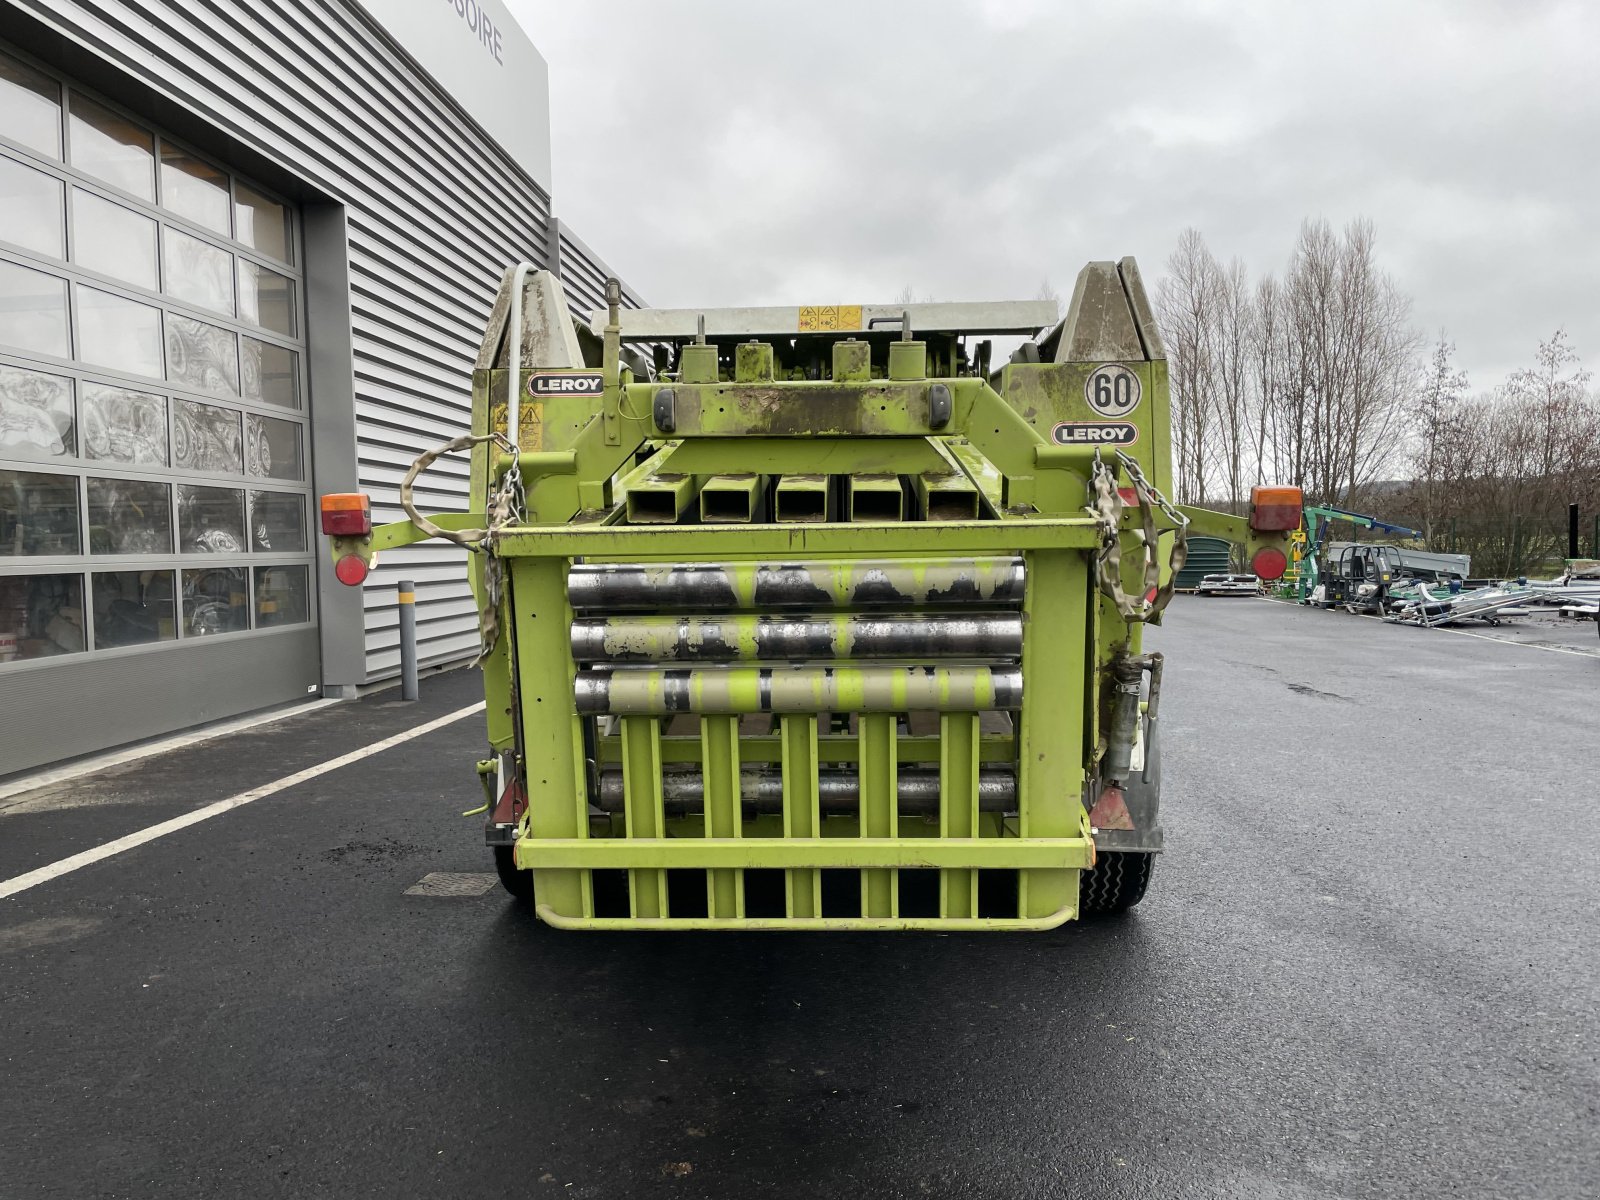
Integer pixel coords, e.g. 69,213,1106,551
1156,220,1600,575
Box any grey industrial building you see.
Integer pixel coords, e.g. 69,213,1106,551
0,0,640,775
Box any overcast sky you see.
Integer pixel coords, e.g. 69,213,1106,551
510,0,1597,389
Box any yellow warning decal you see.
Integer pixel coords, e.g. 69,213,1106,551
489,400,544,451
798,305,863,332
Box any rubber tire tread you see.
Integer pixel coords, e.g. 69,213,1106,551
493,844,534,903
1079,851,1154,915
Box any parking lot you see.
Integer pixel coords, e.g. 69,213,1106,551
2,597,1596,1199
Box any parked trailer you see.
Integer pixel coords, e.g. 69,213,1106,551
319,260,1298,930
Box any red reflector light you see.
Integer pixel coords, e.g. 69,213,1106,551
320,492,371,537
1251,547,1288,581
1249,485,1303,532
334,554,370,586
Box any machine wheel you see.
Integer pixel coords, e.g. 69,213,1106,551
1080,851,1154,916
493,844,534,903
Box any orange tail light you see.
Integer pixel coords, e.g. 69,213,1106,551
1249,485,1303,532
320,492,372,537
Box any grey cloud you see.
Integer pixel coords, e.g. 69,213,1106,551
512,0,1598,387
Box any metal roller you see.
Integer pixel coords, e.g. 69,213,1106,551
566,556,1026,612
570,613,1023,663
573,664,1022,715
596,767,1016,815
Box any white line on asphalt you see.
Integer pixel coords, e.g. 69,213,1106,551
0,698,342,805
1430,626,1600,659
0,701,486,901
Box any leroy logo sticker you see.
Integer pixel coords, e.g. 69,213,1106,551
528,372,604,397
1052,421,1139,446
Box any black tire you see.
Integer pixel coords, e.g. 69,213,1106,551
1080,851,1154,916
493,844,534,903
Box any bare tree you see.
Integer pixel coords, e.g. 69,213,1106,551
1156,229,1221,503
1411,335,1470,540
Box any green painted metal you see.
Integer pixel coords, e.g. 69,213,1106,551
336,259,1303,931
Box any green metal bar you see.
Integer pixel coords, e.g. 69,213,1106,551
1017,549,1088,919
847,474,905,522
516,837,1093,870
939,713,981,919
699,473,765,523
701,715,744,918
597,732,1017,766
781,715,821,918
620,716,667,918
497,518,1099,558
659,437,946,477
774,473,832,523
625,473,699,524
532,906,1076,932
859,713,897,917
509,557,591,920
914,472,980,522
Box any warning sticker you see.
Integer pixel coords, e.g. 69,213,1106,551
1052,421,1138,447
798,305,863,332
490,400,544,451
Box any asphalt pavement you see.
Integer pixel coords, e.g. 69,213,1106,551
1,598,1596,1199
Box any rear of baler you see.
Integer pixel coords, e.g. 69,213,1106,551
323,260,1297,930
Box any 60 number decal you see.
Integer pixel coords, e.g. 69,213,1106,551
1084,364,1142,417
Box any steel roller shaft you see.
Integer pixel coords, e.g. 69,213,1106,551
570,613,1023,663
566,557,1026,613
573,664,1022,715
596,767,1017,815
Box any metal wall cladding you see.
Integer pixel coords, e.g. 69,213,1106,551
15,1,640,680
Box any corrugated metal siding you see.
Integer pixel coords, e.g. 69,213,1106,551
1175,536,1234,589
15,0,643,680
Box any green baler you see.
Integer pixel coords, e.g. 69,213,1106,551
322,259,1298,930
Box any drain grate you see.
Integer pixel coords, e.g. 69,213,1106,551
405,872,498,898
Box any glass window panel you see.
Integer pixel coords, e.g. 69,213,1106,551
245,413,301,480
0,468,80,556
0,571,85,660
174,398,242,473
0,365,73,460
240,336,298,409
67,95,154,200
77,285,163,378
92,569,175,648
159,146,230,234
250,491,306,552
0,155,64,257
0,52,62,159
177,483,245,553
72,189,158,289
81,383,167,466
234,181,290,262
254,564,308,627
165,313,238,395
0,260,69,358
163,227,233,315
87,476,171,555
182,565,248,636
237,260,294,336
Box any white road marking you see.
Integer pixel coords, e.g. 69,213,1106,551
0,701,486,901
1430,626,1600,658
0,698,342,804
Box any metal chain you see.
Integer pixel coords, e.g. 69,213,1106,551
398,430,521,660
1089,448,1189,623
